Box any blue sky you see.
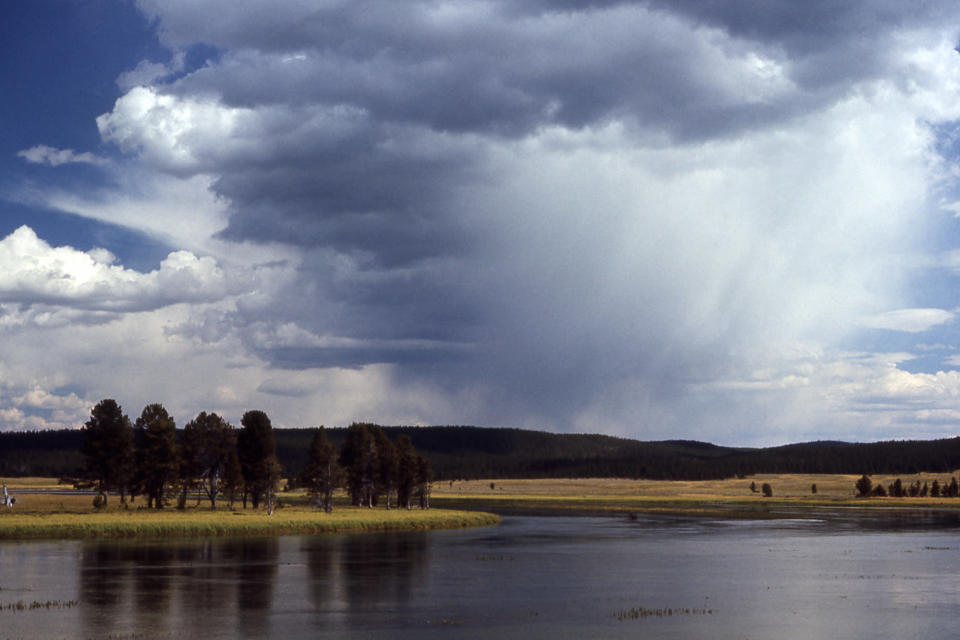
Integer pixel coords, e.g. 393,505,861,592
5,0,960,445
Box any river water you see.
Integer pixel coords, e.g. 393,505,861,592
1,513,960,639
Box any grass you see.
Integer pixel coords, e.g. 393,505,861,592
615,606,713,621
6,470,960,537
0,506,500,540
430,474,960,516
0,480,499,540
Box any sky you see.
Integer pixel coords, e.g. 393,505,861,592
6,1,960,445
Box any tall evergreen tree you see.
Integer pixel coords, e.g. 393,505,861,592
395,435,418,509
238,410,279,509
301,427,341,512
855,474,872,497
339,423,378,507
182,412,235,510
372,426,397,508
415,454,432,509
134,403,178,509
82,399,134,507
221,445,244,510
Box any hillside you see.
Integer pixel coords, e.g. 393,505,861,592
3,425,960,481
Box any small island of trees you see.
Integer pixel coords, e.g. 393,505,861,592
81,399,432,514
854,473,959,499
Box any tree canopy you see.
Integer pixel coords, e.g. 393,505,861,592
82,399,134,506
238,409,281,510
182,411,235,510
300,427,340,512
134,403,178,509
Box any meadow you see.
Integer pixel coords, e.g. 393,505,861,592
5,471,960,540
0,478,498,540
430,473,960,515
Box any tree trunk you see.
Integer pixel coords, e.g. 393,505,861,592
208,476,219,510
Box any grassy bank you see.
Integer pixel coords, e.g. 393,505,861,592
6,471,960,537
0,506,499,540
0,479,499,540
431,475,960,517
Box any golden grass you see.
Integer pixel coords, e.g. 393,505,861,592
430,473,960,514
6,470,960,537
2,477,71,491
0,504,499,540
0,481,499,540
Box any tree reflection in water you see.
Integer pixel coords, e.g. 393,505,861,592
75,531,429,638
302,531,429,617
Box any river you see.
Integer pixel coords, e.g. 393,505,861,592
1,513,959,638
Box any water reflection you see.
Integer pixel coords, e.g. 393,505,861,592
71,532,429,638
340,532,428,610
79,543,127,638
11,515,960,639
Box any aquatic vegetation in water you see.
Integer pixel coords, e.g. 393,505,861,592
0,599,79,611
614,606,712,621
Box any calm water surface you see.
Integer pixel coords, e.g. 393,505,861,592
2,514,960,639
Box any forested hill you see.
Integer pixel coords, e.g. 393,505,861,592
4,425,960,480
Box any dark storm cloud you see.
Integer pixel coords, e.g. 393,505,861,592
148,0,947,138
135,0,952,268
111,1,960,435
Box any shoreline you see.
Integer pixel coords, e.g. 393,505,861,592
433,494,960,517
0,506,501,541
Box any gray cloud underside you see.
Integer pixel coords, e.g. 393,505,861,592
103,0,960,435
132,0,956,265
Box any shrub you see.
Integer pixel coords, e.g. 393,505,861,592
888,478,905,498
855,474,872,497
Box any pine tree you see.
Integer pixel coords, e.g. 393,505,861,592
855,474,872,497
82,399,134,507
301,427,341,512
182,412,235,510
395,435,418,509
134,404,178,509
238,410,280,509
339,423,379,507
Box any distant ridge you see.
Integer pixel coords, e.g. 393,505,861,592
3,426,960,480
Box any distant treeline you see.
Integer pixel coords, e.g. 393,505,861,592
4,425,960,481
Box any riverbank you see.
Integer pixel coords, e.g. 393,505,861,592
6,471,960,537
430,475,960,518
0,505,500,540
0,480,500,539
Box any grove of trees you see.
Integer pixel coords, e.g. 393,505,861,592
80,401,431,513
336,423,431,510
855,474,960,499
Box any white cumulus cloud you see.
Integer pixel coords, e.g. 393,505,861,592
0,226,229,312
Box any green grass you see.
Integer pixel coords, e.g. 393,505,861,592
0,506,499,540
0,484,499,540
